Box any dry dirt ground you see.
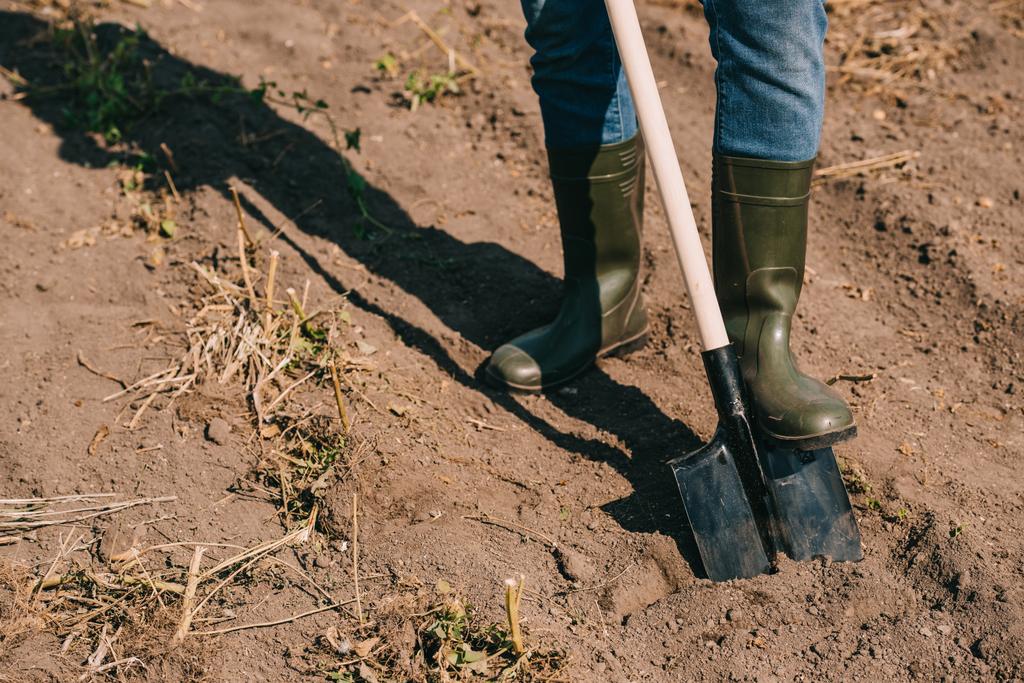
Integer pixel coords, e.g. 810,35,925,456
1,0,1023,681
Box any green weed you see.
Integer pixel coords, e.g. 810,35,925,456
25,13,389,239
404,69,459,111
321,592,567,682
374,52,399,78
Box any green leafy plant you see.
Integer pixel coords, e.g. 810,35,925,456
25,12,390,240
50,20,149,141
404,70,459,111
374,52,399,78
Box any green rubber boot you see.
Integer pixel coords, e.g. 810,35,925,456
712,154,856,449
485,136,649,392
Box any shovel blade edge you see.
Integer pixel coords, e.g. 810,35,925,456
758,444,864,563
669,436,772,581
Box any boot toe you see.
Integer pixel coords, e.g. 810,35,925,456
768,398,856,446
484,345,542,391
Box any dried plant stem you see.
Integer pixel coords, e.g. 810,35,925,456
0,496,176,538
505,575,526,655
163,171,182,203
103,367,177,402
814,150,919,184
463,514,557,549
237,227,257,305
265,250,279,332
264,368,318,414
352,493,363,624
229,185,255,246
0,494,116,505
329,360,351,433
0,64,28,86
127,390,160,429
76,350,125,387
194,600,353,636
404,10,480,76
173,546,206,644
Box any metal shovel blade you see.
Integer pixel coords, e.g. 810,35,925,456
669,430,772,581
757,443,863,563
667,346,775,581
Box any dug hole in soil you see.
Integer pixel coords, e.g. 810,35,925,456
1,0,1023,681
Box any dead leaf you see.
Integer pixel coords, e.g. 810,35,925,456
358,663,380,683
353,636,380,658
324,626,349,654
88,424,110,456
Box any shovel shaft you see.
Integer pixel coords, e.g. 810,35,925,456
604,0,730,352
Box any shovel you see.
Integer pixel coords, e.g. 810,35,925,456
604,0,863,580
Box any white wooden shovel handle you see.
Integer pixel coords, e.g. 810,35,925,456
604,0,730,351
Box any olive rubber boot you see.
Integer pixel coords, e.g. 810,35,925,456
484,136,648,391
712,154,856,449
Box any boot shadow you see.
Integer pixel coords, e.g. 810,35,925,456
0,10,707,577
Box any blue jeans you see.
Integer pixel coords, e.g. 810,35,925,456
520,0,827,161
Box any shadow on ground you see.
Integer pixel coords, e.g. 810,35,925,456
0,11,706,574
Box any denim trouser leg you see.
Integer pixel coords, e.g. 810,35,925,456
520,0,828,161
520,0,637,148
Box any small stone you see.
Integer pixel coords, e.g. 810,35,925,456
919,626,933,637
356,340,377,356
98,523,142,563
726,608,741,622
314,554,332,568
937,624,953,636
205,417,231,445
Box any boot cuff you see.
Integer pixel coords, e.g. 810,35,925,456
548,135,643,183
713,154,815,203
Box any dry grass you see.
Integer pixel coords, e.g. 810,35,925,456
0,514,332,680
825,0,979,93
0,4,578,681
293,580,569,682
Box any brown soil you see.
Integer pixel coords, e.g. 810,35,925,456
1,0,1022,680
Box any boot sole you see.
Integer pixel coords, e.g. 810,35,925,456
484,326,650,394
761,423,858,452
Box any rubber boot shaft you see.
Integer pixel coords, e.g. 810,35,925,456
712,154,855,448
485,136,648,391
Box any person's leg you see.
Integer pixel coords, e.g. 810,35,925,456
486,1,647,392
520,0,636,147
703,0,826,160
704,0,855,448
